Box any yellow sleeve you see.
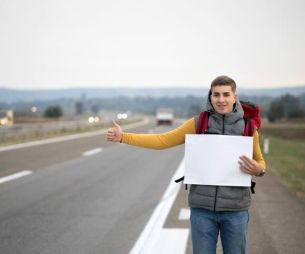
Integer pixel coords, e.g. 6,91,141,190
122,118,196,149
253,130,266,169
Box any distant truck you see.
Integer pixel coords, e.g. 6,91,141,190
156,108,174,126
0,110,14,126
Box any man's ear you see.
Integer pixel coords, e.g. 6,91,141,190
234,94,238,103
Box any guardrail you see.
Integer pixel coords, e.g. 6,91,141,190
0,120,101,138
0,117,142,145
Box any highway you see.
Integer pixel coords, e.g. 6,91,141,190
1,118,305,254
0,119,185,254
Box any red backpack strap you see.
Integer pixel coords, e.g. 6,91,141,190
196,111,209,134
243,117,255,136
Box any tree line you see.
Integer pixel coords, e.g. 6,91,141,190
267,94,305,122
4,92,305,122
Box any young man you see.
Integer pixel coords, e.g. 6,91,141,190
106,75,266,254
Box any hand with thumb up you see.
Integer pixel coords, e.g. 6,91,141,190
106,119,123,142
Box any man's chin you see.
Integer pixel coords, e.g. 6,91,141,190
216,108,227,114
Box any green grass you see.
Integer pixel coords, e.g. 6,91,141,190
261,135,305,198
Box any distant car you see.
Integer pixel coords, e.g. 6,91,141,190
88,116,100,123
117,113,128,120
156,108,174,126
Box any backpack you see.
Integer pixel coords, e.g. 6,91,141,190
175,100,261,193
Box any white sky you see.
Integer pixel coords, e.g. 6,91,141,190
1,0,305,90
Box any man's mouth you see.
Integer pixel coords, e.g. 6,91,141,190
217,105,227,109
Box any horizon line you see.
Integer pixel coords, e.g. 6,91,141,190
1,83,305,91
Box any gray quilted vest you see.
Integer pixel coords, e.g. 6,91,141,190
188,99,251,211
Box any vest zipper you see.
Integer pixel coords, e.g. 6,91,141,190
214,115,226,211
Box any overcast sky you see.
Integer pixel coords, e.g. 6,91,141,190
1,0,305,90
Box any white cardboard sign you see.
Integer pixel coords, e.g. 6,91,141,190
184,134,253,186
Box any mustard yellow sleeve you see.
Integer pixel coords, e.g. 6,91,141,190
122,118,196,149
253,130,266,169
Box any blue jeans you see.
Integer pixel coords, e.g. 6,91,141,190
190,207,249,254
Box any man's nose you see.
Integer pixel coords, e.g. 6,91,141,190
219,95,225,102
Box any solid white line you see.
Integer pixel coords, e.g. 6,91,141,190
0,171,32,184
82,148,103,156
129,158,186,254
0,118,150,152
178,208,191,220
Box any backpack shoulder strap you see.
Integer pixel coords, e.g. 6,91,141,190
251,180,256,194
197,111,210,134
243,117,255,136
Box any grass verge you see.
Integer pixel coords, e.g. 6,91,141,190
261,135,305,198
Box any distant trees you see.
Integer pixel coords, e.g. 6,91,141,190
187,104,202,117
10,92,304,122
267,99,285,122
44,106,63,118
75,102,84,115
267,94,305,122
91,104,99,114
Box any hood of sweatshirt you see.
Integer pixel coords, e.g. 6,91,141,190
205,91,244,122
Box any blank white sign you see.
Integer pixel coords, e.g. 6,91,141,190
184,134,253,186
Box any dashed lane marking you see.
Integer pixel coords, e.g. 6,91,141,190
178,208,191,221
0,171,32,185
82,148,103,156
151,229,189,254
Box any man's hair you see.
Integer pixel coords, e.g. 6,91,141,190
210,75,236,92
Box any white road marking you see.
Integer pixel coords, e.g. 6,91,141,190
178,208,191,220
0,171,32,184
152,229,189,254
129,158,188,254
82,148,103,156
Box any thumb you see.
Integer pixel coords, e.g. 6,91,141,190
112,119,120,128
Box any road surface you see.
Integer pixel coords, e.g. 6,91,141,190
1,118,304,253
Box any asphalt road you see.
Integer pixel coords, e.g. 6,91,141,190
0,120,184,254
1,118,305,254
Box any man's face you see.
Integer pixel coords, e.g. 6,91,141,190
210,85,237,115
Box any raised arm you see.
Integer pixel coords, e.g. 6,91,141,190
106,118,196,149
